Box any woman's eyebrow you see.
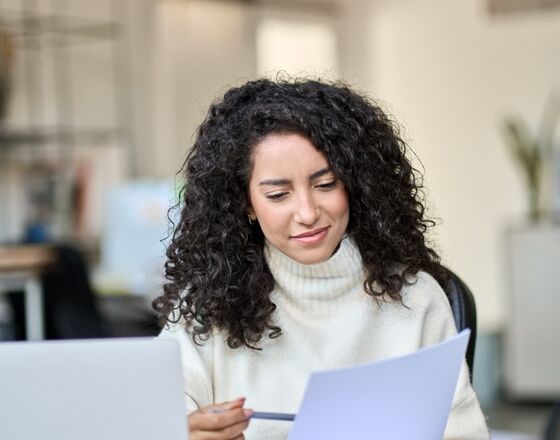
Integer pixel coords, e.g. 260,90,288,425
259,177,290,186
309,167,332,180
259,167,333,186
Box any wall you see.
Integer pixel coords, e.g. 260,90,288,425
149,0,373,178
152,0,257,178
368,0,560,331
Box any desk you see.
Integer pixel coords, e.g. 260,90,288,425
0,245,56,340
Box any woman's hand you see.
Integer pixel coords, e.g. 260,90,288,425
188,397,253,440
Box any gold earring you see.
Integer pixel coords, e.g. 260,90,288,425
248,215,255,225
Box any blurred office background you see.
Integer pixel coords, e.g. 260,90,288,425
0,0,559,438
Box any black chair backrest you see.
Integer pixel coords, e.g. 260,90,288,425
545,400,560,440
440,267,477,380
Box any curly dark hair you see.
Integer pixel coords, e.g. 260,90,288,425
153,78,446,349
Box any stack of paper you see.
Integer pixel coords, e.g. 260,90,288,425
288,330,471,440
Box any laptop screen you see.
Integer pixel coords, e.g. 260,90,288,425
0,338,188,440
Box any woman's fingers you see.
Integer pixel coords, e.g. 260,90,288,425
191,407,252,431
188,398,253,440
190,416,250,440
211,397,247,413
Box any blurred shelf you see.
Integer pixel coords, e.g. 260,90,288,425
0,6,121,48
0,126,123,147
0,0,129,245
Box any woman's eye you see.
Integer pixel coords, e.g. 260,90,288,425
316,180,337,190
265,192,288,201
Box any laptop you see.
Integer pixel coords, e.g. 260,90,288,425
0,338,188,440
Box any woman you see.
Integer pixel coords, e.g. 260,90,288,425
154,78,489,440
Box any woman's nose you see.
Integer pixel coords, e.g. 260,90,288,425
294,194,320,225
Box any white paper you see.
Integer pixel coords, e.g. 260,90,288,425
288,329,470,440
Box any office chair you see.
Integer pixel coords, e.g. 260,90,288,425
439,267,477,380
9,244,107,340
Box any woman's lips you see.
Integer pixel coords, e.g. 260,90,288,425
291,227,330,244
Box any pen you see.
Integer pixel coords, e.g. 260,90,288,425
208,408,295,421
251,411,295,421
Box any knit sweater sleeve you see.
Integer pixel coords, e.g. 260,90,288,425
412,272,490,440
157,320,215,413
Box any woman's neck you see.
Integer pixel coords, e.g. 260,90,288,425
264,237,366,314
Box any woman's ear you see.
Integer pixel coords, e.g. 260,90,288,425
247,208,257,223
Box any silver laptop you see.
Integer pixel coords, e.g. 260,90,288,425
0,338,188,440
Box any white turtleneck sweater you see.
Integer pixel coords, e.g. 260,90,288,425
158,238,489,439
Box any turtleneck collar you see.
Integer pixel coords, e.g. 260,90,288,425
264,236,366,314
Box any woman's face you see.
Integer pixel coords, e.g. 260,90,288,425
248,133,349,265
